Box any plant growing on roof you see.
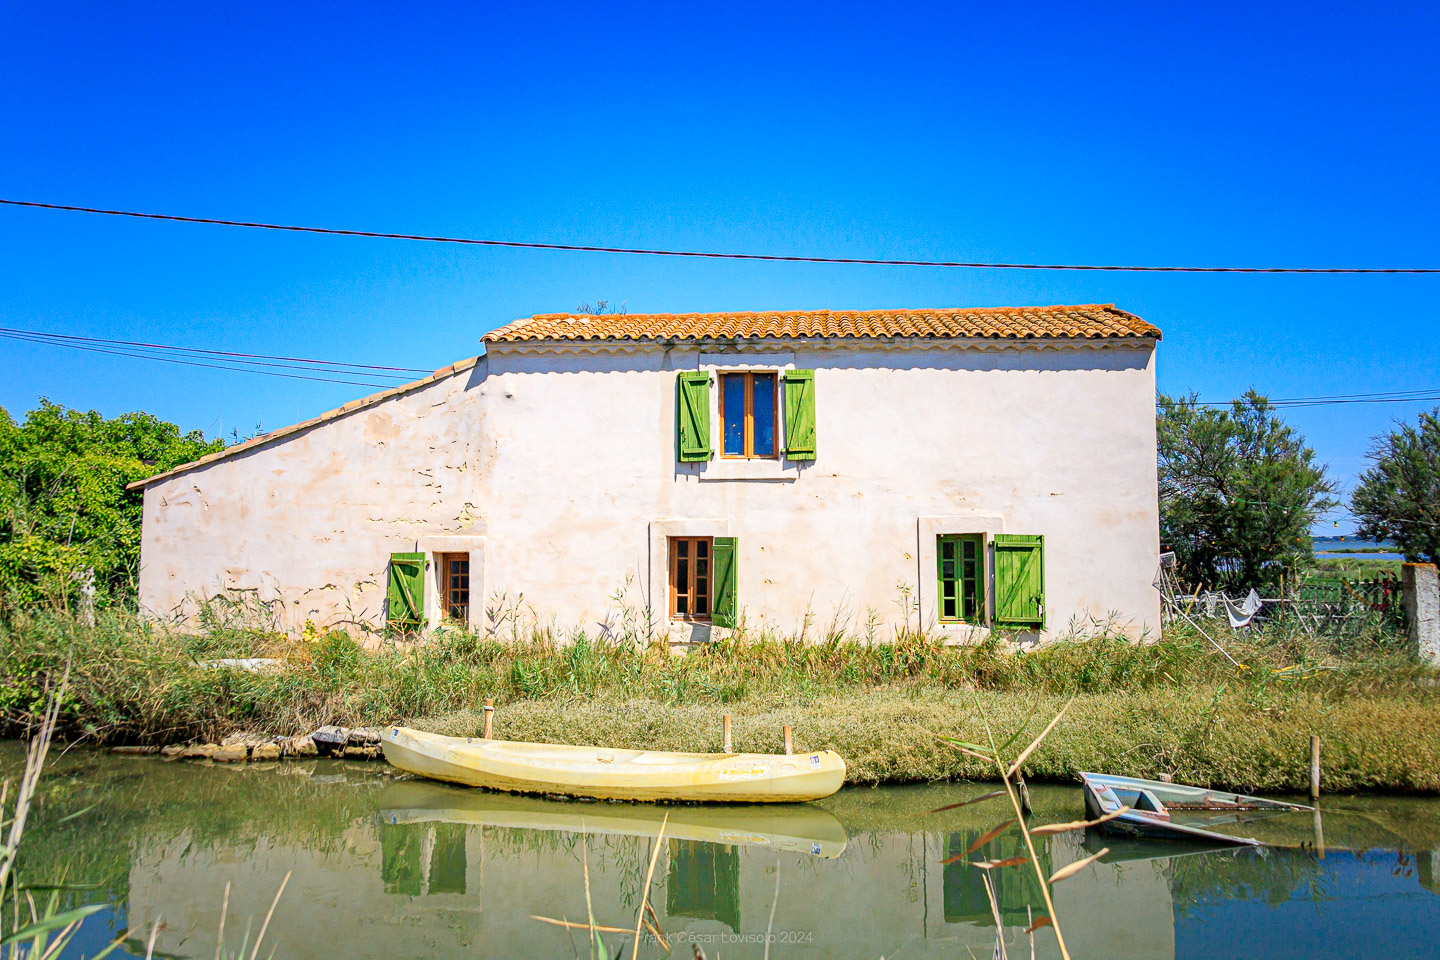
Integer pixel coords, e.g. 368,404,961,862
1157,391,1337,591
1349,407,1440,565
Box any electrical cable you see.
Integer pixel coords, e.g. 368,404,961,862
0,325,429,375
1182,389,1440,408
3,198,1437,273
0,331,401,389
0,330,413,383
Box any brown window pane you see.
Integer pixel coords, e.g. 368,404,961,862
441,554,470,622
670,536,714,621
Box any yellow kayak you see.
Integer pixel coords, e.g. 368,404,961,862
377,780,849,857
381,727,847,803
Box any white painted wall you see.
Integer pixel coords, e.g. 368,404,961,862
137,339,1161,641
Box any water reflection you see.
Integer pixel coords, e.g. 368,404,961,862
667,841,741,932
380,821,467,896
943,829,1049,926
6,746,1440,960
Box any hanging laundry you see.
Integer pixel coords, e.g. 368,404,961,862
1224,589,1263,629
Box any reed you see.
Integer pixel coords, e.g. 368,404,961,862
1,606,1436,791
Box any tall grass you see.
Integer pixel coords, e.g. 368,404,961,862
0,605,1434,790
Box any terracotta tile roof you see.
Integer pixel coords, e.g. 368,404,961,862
483,304,1159,344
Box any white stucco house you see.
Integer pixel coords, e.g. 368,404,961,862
131,305,1163,643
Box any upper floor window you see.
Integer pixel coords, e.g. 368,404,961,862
721,372,777,459
675,368,814,463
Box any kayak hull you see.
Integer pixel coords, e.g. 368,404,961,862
381,727,847,803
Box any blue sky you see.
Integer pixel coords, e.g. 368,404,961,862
1,2,1436,529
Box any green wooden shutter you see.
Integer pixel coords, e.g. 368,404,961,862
387,552,426,631
783,369,816,460
677,372,712,462
712,537,737,628
994,535,1044,628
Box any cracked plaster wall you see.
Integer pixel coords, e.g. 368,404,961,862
138,342,1161,640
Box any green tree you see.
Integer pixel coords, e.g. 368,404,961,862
0,401,221,610
1158,391,1337,590
1350,408,1440,564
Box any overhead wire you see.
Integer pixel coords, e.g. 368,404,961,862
1182,389,1440,408
0,326,432,375
0,328,418,389
2,198,1438,274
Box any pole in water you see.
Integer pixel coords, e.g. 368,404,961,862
722,714,733,753
1015,769,1034,817
1309,735,1321,801
483,698,495,740
783,725,794,755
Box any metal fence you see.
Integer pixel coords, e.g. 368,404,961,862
1280,574,1403,630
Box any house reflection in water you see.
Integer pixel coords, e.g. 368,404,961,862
380,821,466,897
943,830,1049,927
667,840,741,933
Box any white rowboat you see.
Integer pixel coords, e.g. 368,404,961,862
382,727,847,803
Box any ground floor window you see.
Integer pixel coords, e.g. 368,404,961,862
438,552,470,622
938,534,984,623
669,536,713,620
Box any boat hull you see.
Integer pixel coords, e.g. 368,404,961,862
1080,772,1308,846
381,727,847,803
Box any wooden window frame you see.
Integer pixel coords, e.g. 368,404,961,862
669,536,714,621
937,534,985,625
719,372,779,460
437,552,471,624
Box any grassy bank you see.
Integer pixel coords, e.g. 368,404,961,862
1,609,1436,791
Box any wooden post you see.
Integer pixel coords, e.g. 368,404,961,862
1015,769,1034,817
722,714,732,754
782,725,794,755
483,699,494,740
1309,735,1321,801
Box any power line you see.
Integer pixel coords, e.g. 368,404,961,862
0,326,431,375
1182,389,1440,408
3,197,1438,274
0,328,416,389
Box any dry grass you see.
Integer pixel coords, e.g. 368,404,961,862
421,684,1440,792
1,607,1436,791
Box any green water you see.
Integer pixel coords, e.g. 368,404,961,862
7,746,1440,959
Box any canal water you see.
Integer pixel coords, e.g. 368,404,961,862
6,745,1440,959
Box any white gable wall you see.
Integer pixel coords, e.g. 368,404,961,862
138,340,1160,641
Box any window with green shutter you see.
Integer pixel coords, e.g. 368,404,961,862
993,535,1045,628
711,537,737,628
937,534,985,624
677,371,712,462
783,369,816,460
387,552,426,632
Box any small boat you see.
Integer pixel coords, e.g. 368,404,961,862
382,727,847,803
1080,772,1314,846
378,780,849,857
